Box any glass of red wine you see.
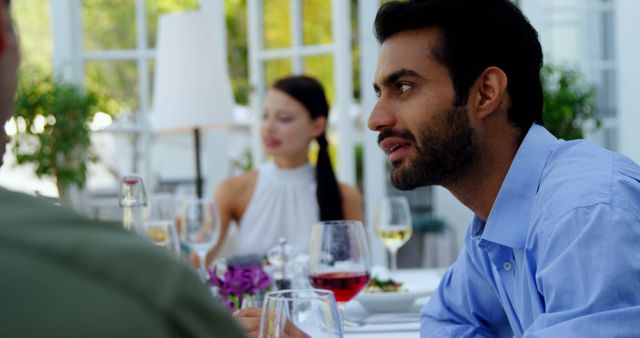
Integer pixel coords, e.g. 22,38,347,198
308,220,371,316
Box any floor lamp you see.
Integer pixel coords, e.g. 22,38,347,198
152,11,235,199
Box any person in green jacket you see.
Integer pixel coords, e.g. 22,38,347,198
0,1,246,337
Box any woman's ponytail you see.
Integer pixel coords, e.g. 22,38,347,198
273,75,344,221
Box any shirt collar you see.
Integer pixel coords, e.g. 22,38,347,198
475,124,558,249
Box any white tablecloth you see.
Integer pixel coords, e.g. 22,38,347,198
343,268,445,338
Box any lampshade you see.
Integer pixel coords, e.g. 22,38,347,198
152,11,234,132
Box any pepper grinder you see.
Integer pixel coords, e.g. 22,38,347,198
267,237,292,290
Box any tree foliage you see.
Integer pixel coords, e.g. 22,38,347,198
542,64,599,140
12,75,113,202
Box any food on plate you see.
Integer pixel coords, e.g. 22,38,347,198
364,276,407,293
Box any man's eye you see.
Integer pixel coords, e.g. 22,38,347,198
398,83,411,94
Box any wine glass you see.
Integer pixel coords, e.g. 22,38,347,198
143,219,181,257
258,289,343,338
374,196,413,272
142,193,181,257
308,220,371,313
180,198,220,281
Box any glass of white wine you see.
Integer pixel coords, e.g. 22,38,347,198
142,193,181,257
374,196,413,272
143,219,181,257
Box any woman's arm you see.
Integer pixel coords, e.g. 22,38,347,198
339,183,364,221
203,172,256,266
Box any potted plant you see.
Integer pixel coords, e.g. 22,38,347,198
541,64,600,140
12,74,112,204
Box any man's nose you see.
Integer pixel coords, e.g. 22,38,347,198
368,99,396,132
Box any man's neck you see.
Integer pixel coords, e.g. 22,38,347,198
445,129,522,222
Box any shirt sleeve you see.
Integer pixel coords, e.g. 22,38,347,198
420,228,512,338
524,203,640,337
166,267,248,337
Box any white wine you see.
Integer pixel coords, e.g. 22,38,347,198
376,227,413,251
145,223,170,245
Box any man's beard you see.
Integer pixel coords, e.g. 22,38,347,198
385,106,477,190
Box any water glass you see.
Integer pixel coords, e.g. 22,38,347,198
180,198,221,281
259,289,343,338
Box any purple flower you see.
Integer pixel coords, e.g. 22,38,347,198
208,264,273,312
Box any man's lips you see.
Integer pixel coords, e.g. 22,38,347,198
379,137,412,162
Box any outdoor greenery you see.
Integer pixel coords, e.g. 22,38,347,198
12,75,113,203
14,0,355,113
226,0,360,104
541,64,599,140
10,0,600,195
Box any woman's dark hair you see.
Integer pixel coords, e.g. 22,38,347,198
272,75,344,221
374,0,544,137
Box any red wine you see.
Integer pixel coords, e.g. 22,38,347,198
310,272,371,302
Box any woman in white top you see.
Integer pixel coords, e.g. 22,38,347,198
205,75,363,265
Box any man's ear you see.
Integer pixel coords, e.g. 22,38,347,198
468,66,509,120
311,115,327,139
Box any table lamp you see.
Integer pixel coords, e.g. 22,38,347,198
152,11,235,198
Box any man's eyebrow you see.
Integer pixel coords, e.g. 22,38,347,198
382,69,421,87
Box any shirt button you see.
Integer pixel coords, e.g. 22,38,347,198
503,261,512,271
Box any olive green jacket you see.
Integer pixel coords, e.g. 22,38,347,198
0,188,246,338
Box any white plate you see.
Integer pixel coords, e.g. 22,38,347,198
355,288,431,313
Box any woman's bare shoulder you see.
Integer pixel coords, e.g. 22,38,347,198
216,171,259,200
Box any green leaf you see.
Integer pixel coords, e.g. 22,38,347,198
542,64,599,140
12,72,116,196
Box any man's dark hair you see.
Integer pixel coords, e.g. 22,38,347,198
273,75,344,221
374,0,544,135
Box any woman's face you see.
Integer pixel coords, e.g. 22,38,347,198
261,89,325,160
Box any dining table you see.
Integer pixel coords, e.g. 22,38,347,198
343,267,445,338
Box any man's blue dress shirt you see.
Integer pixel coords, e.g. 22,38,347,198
421,124,640,338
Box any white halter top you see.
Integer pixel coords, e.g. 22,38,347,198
229,161,319,257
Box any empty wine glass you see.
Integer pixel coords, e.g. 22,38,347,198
180,198,220,281
258,289,343,338
374,196,412,272
308,220,371,312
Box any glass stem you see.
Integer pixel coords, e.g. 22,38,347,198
198,253,209,282
337,302,346,328
390,249,398,272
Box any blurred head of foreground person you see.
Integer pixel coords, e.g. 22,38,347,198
0,1,245,337
204,75,362,264
370,0,640,337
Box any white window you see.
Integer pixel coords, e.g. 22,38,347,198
542,0,617,149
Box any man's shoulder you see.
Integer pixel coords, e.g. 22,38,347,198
534,140,640,225
0,188,244,337
0,188,190,306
